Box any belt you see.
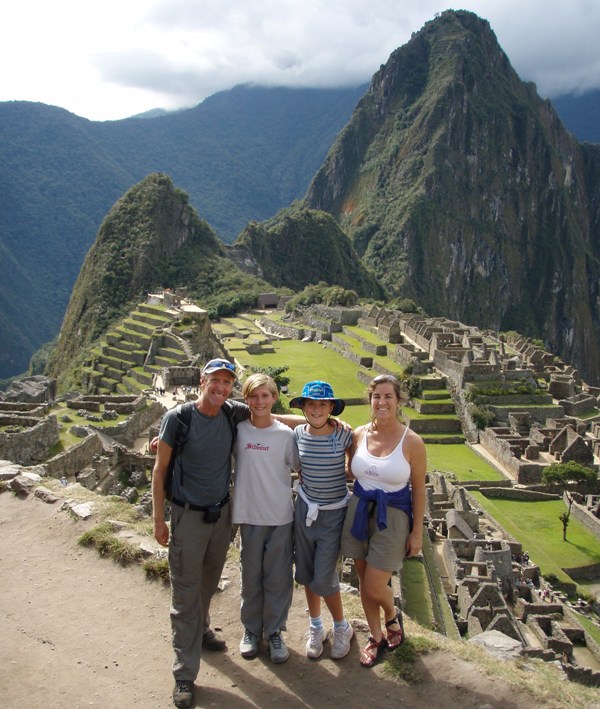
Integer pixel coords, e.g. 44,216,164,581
171,493,230,512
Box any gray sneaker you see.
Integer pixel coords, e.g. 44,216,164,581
305,625,328,659
172,679,193,708
331,622,354,659
239,628,259,658
269,631,290,664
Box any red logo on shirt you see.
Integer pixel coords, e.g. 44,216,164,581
245,443,270,451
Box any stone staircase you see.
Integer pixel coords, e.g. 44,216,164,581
84,304,188,394
406,376,465,444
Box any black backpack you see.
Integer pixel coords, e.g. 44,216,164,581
164,400,239,501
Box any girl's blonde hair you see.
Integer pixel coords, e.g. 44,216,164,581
242,372,278,399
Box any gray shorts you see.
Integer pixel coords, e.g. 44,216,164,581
294,496,347,597
341,493,410,572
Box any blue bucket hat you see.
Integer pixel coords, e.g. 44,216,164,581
289,380,345,416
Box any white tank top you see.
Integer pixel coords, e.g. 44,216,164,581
351,426,410,493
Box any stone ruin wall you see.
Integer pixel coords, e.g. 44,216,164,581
258,317,307,340
0,415,60,466
44,431,104,478
89,400,165,447
568,496,600,539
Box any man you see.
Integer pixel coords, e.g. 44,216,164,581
152,358,250,709
153,358,304,708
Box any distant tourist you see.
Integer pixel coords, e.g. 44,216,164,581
341,374,426,667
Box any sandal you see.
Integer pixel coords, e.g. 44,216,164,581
385,609,405,649
359,636,387,667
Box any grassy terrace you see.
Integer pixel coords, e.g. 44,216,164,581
235,339,368,401
470,493,600,587
426,444,504,481
343,324,389,346
48,404,131,451
221,315,599,612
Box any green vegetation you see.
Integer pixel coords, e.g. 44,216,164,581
383,633,439,682
78,522,147,564
402,557,435,629
285,282,359,310
426,445,503,481
542,461,598,487
237,208,383,298
469,494,600,589
143,557,170,584
235,340,369,402
470,405,496,430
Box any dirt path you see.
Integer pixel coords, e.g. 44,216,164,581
0,492,552,709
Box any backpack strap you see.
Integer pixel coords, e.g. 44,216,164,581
167,402,195,496
222,400,243,450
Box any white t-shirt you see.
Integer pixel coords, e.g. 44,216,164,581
232,418,300,525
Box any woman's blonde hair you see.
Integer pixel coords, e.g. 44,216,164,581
367,374,405,426
242,372,278,399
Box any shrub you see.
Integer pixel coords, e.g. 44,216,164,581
143,557,170,583
470,405,495,430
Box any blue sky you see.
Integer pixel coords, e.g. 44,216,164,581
1,1,599,121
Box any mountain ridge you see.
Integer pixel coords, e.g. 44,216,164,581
304,10,600,384
3,10,600,384
0,85,365,379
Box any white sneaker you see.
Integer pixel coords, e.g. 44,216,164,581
305,625,328,659
239,628,259,658
331,623,354,660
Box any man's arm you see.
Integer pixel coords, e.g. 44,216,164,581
152,438,173,547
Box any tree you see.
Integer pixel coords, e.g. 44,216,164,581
541,461,597,487
542,462,597,541
559,511,570,541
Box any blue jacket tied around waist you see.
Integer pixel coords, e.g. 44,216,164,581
350,479,413,541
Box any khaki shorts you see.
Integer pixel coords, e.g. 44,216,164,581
341,493,410,572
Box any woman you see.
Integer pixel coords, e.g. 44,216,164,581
341,374,426,667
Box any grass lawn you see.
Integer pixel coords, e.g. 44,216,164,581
402,557,435,629
236,340,369,400
469,493,600,586
426,444,504,481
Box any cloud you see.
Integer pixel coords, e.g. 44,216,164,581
91,0,423,109
1,0,600,119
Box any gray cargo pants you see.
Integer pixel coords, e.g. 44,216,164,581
169,501,231,680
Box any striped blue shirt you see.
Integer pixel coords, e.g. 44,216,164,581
294,424,353,504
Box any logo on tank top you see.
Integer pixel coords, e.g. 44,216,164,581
245,442,270,451
365,465,379,478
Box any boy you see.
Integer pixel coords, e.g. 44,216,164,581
289,380,354,660
232,373,300,663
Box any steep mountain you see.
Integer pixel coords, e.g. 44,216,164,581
304,10,600,385
229,206,384,297
46,173,286,386
0,85,365,380
46,173,225,379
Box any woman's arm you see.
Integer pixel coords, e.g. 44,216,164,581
406,432,427,557
346,425,365,481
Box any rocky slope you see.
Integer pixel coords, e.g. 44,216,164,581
229,207,383,297
304,10,600,384
46,174,225,381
